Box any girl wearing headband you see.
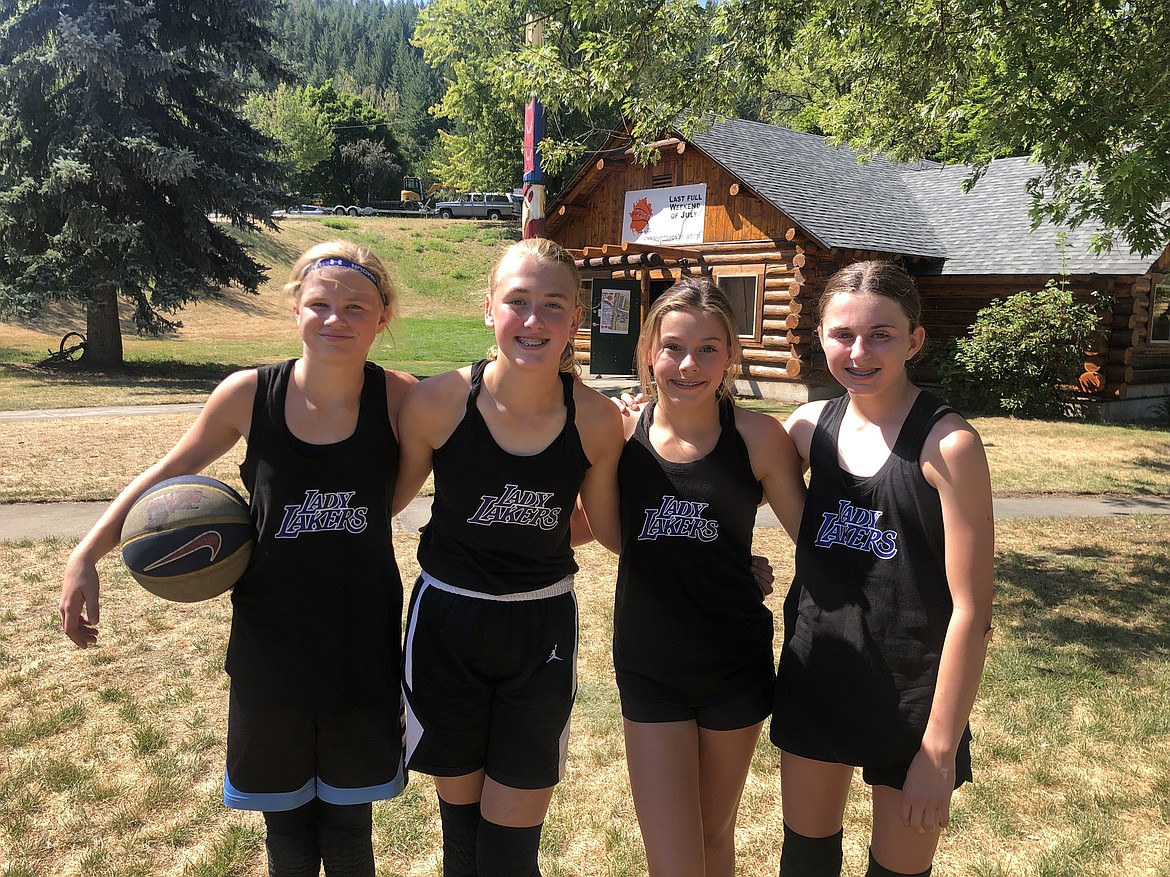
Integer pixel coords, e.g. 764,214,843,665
61,240,414,877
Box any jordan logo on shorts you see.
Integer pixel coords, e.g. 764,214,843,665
546,645,563,663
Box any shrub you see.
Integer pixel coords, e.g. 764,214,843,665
940,280,1100,418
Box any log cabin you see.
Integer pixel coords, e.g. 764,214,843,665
545,117,1170,420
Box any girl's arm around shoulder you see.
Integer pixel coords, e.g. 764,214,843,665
59,369,257,647
783,399,830,468
382,368,418,441
735,407,806,542
573,383,624,553
390,368,471,516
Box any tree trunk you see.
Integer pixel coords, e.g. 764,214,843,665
84,283,124,367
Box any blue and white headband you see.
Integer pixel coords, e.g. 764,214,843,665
303,258,386,304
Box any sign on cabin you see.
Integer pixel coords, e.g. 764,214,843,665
622,184,707,246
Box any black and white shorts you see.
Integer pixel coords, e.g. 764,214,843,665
223,687,406,812
402,570,578,790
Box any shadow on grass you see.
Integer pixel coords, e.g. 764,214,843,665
0,360,239,393
995,540,1170,674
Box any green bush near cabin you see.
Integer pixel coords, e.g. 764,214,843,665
941,280,1100,418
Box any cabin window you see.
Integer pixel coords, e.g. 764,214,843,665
1152,283,1170,343
712,266,762,340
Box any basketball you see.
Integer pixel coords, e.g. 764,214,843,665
120,475,254,603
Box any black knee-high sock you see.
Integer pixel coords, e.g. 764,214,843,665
866,848,931,877
264,801,321,877
476,818,541,877
778,823,843,877
317,801,374,877
438,798,481,877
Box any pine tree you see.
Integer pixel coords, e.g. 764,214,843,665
0,0,290,367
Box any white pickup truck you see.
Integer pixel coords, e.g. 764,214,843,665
433,192,522,220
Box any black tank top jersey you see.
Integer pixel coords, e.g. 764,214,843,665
226,359,402,717
417,360,589,596
772,390,964,767
613,398,770,702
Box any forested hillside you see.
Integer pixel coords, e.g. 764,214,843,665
269,0,443,166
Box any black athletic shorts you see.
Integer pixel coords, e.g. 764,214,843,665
224,687,406,812
402,571,578,790
616,664,773,731
775,727,973,791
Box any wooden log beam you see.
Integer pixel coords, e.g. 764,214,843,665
557,204,588,218
600,241,697,262
785,313,816,330
1111,329,1142,348
1131,352,1170,368
1129,367,1170,384
763,288,794,302
596,157,625,173
743,346,794,363
577,252,666,270
1079,371,1105,393
623,137,686,155
729,183,740,196
1106,365,1134,384
741,363,795,381
764,282,797,295
697,251,795,265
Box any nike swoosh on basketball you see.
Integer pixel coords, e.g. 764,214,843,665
143,531,223,571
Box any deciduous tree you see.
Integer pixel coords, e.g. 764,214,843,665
244,84,335,198
416,0,1170,254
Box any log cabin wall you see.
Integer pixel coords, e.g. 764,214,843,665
552,143,789,249
1101,249,1170,404
554,145,842,401
910,274,1107,385
550,128,1170,417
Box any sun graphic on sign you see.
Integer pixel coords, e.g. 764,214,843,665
629,197,652,234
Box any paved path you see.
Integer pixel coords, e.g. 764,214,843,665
4,400,1169,541
5,494,1170,542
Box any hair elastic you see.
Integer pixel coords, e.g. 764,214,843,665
303,257,385,302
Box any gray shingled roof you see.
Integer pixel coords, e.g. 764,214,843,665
687,118,947,258
899,159,1154,275
685,117,1158,276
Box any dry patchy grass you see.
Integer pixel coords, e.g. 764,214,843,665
4,521,1170,875
975,416,1170,496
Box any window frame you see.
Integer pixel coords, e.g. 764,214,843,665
1150,283,1170,344
710,264,765,345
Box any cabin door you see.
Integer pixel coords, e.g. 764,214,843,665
589,278,641,376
